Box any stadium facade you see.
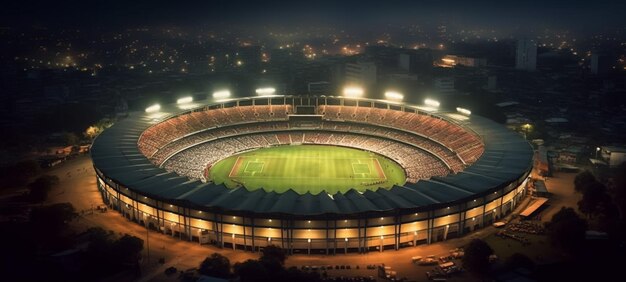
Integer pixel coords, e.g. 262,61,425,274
91,95,533,254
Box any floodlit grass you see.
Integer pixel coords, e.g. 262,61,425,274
210,145,406,195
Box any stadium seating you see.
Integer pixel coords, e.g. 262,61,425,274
138,104,485,183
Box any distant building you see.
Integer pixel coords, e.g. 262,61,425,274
433,77,455,94
590,53,611,75
515,39,537,71
365,45,404,67
307,81,331,95
599,146,626,167
440,55,486,68
486,76,497,90
398,50,434,73
345,61,377,87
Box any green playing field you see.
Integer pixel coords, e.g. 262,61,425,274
209,145,406,195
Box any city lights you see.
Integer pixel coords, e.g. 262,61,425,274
424,99,440,107
384,91,404,101
213,90,231,99
255,87,276,95
145,104,161,113
456,107,471,115
343,86,364,97
176,96,193,104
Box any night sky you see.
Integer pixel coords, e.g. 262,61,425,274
3,0,625,31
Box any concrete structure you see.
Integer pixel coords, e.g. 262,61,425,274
91,95,532,255
516,39,537,71
345,62,377,87
441,55,487,68
307,81,331,95
398,51,434,73
591,53,611,75
433,77,455,94
599,146,626,167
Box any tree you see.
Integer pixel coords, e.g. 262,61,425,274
0,159,41,188
29,202,77,237
577,181,607,218
27,175,59,203
84,118,113,140
233,259,268,282
199,253,231,279
574,170,596,193
113,234,144,264
261,245,287,265
85,227,114,261
504,253,535,271
462,239,494,277
610,162,626,219
547,207,587,253
63,132,80,146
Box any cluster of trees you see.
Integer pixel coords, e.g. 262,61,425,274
0,202,144,281
575,168,625,235
198,245,321,282
462,239,494,277
462,239,537,278
546,207,588,254
83,118,114,140
0,159,41,189
80,227,144,278
28,174,59,203
1,203,78,280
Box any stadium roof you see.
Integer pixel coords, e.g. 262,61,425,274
91,96,533,217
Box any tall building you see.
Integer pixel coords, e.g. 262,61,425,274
307,81,331,95
433,77,455,94
591,53,611,75
486,76,498,91
398,50,434,73
515,39,537,71
345,61,377,87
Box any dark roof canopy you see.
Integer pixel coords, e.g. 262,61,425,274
91,96,533,217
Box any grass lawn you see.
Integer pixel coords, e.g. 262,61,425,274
209,145,406,195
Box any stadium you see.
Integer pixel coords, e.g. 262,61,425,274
91,94,533,254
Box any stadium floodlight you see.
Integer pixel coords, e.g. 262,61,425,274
255,87,276,95
456,107,472,115
343,86,364,97
212,90,231,99
176,96,193,104
384,91,404,101
424,98,440,107
145,104,161,113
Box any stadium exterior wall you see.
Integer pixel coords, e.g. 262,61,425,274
92,95,533,254
95,166,529,254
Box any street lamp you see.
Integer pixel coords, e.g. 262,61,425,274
596,147,601,159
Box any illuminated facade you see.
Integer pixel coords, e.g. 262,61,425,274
92,96,533,254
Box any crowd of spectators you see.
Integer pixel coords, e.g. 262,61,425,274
138,104,485,184
163,130,449,183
